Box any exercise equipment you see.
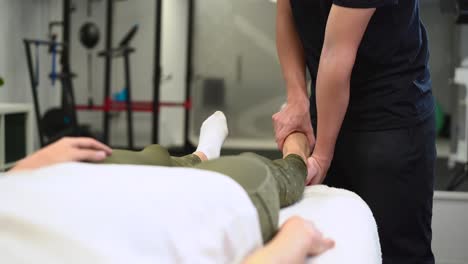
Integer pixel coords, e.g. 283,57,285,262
49,38,58,86
79,22,100,49
79,22,101,107
48,21,64,86
45,0,193,151
22,0,100,147
97,24,138,149
23,39,91,146
41,108,72,139
113,88,128,102
35,43,40,85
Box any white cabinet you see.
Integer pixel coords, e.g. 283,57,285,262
0,103,33,170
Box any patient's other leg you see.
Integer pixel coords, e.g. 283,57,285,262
101,145,174,166
171,111,228,166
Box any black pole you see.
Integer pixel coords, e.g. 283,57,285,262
24,40,45,147
60,0,71,110
103,0,114,144
124,50,134,149
61,0,79,134
184,0,195,152
62,0,70,56
63,73,79,132
152,0,162,144
62,0,71,111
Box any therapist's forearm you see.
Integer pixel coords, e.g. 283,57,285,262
276,0,307,102
313,55,350,163
311,4,374,163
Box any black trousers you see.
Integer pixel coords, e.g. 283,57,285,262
322,114,436,264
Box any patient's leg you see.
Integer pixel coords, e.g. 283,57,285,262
241,133,309,208
192,133,309,243
101,111,228,167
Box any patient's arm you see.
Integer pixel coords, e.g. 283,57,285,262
244,216,334,264
10,137,112,172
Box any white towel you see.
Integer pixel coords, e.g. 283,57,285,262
279,185,382,264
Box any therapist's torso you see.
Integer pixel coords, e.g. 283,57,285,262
290,0,434,130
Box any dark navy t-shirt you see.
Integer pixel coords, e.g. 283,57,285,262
290,0,434,130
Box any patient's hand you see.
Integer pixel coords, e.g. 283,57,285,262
244,216,334,264
274,216,335,259
10,137,112,172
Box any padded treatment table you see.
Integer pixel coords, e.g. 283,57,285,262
280,185,382,264
0,164,381,263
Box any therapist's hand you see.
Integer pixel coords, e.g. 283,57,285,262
10,137,112,172
306,154,331,185
272,97,315,150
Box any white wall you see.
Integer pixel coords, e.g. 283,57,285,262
189,0,282,149
0,0,62,149
159,0,188,147
420,1,458,112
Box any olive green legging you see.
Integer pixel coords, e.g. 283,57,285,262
101,145,307,242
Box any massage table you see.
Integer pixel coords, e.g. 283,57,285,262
0,163,381,263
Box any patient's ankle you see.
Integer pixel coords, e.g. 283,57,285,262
282,133,310,163
193,151,208,162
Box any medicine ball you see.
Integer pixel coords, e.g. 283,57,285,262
79,22,100,49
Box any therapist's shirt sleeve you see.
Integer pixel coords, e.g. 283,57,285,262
333,0,398,8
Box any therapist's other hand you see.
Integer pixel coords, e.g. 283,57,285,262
306,154,330,185
10,137,112,172
272,98,315,150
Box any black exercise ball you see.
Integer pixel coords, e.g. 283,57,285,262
41,108,72,139
79,22,100,49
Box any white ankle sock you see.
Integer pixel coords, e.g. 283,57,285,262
196,111,228,160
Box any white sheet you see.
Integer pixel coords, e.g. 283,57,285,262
0,163,262,264
280,185,382,264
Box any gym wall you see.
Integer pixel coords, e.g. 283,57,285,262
189,0,283,150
